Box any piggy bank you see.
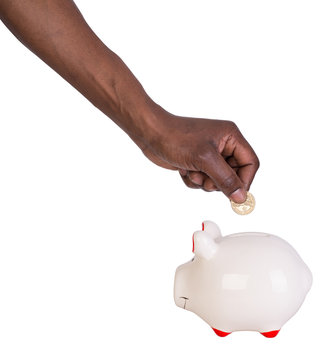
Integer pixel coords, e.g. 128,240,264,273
174,221,312,338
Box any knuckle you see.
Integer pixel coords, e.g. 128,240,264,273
250,155,260,170
203,178,217,191
204,183,217,192
182,178,199,189
227,121,239,135
187,184,198,189
225,120,237,129
202,187,215,193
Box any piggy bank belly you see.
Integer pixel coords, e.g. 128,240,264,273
174,225,312,338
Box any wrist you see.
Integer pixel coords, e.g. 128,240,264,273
88,51,169,148
127,100,171,149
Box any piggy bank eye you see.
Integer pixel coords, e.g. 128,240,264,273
191,257,195,262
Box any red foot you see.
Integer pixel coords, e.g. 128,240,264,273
212,328,231,337
260,330,280,338
192,234,195,253
202,222,204,231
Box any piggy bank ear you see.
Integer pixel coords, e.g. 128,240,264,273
202,220,221,239
193,231,218,260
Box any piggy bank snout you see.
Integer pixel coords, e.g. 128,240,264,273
174,263,192,309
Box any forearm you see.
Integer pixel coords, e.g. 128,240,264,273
1,0,259,200
0,0,164,143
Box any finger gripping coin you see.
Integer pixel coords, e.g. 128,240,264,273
231,192,255,215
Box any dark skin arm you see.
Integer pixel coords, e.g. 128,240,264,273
0,0,259,203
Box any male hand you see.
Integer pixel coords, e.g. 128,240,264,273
1,0,259,204
135,113,259,203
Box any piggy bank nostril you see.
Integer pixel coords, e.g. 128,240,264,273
179,297,189,309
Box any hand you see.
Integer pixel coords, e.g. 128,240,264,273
0,0,258,204
135,112,259,203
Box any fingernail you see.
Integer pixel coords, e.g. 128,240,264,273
190,176,203,186
230,188,246,204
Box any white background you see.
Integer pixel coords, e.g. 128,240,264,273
1,0,335,359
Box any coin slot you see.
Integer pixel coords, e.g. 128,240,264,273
228,232,270,238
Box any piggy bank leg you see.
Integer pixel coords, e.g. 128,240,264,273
260,330,280,338
212,328,231,337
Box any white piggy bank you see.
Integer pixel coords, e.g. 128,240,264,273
174,221,312,338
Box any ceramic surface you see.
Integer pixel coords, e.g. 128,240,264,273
174,221,312,337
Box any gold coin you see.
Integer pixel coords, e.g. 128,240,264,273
230,192,255,215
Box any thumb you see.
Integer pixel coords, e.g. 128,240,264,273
200,148,247,203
